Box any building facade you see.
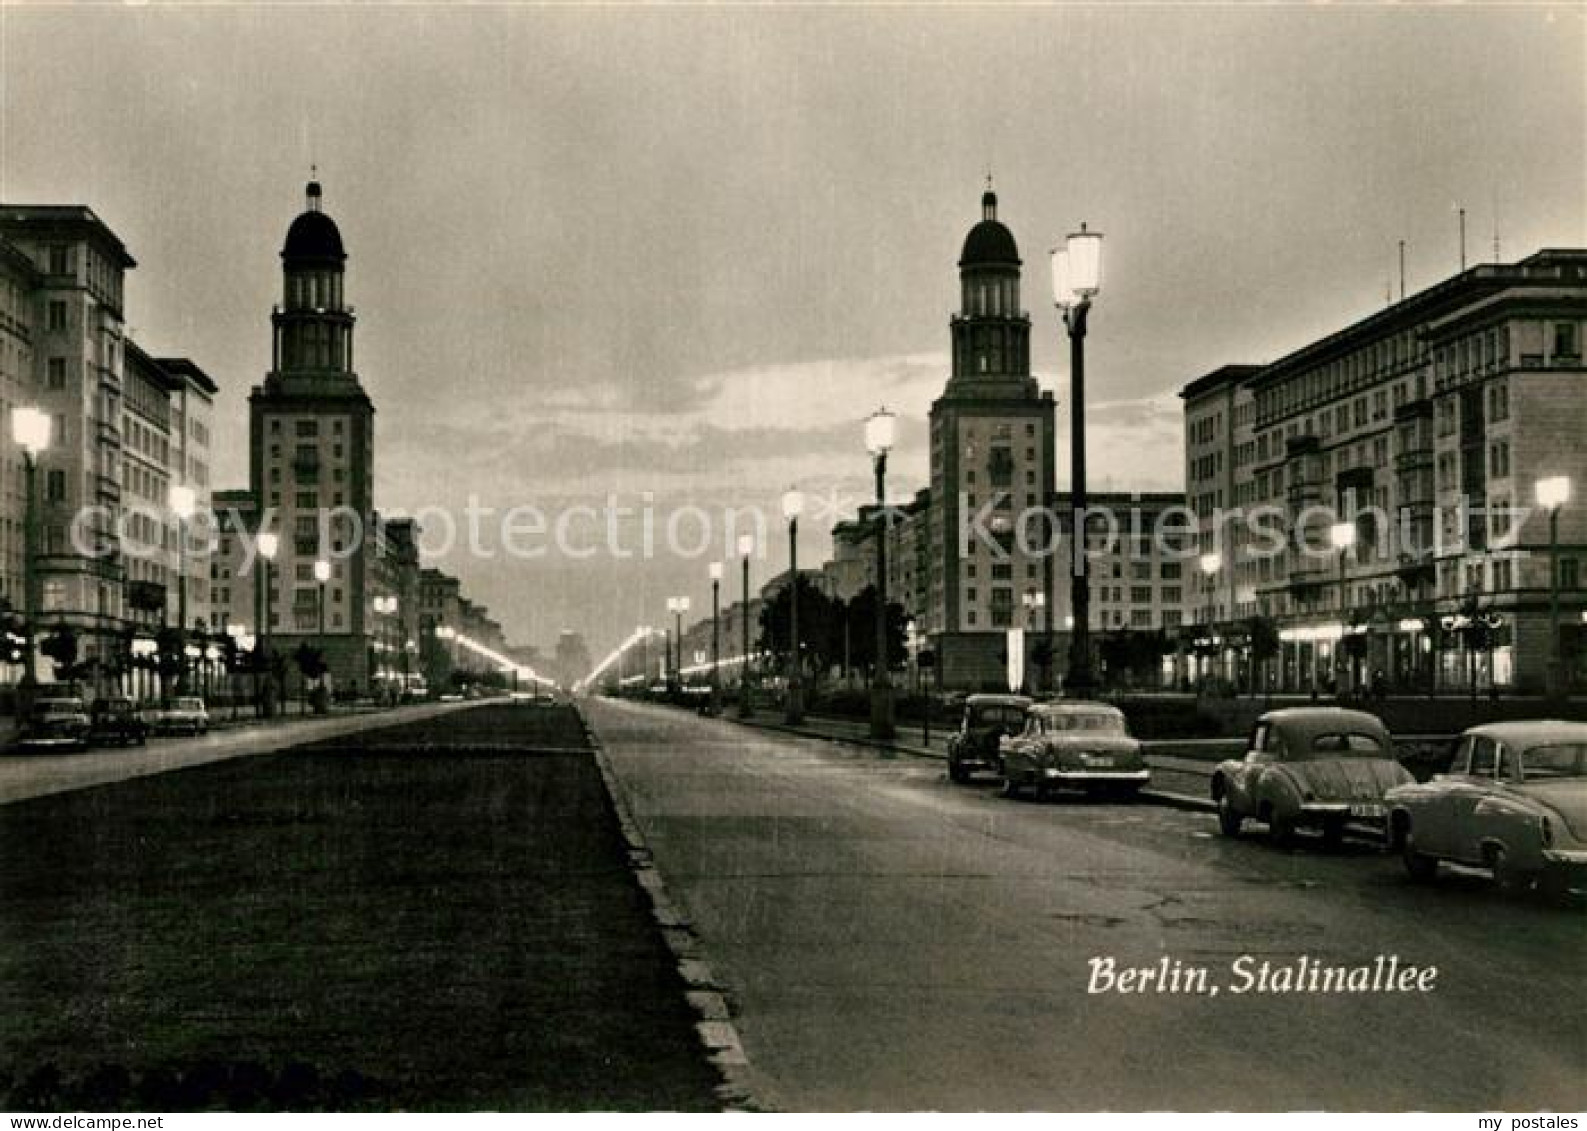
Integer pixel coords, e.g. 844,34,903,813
926,190,1058,689
1182,249,1587,694
247,180,378,693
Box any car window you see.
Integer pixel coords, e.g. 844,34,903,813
1049,712,1124,733
1495,742,1518,781
972,707,1026,729
1520,743,1587,781
1469,736,1498,776
1310,732,1388,756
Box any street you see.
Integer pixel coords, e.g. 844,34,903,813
588,697,1586,1112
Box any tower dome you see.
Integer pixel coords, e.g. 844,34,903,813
282,180,346,268
958,189,1020,268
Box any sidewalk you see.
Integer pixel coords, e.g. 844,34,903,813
721,708,1216,812
0,699,482,806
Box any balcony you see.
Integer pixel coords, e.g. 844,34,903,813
94,473,121,503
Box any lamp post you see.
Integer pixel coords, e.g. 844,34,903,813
1537,475,1572,696
1329,522,1356,696
169,484,197,694
708,562,723,715
314,558,331,708
1051,223,1103,696
1199,551,1222,685
737,533,755,718
257,531,278,716
667,596,689,695
12,407,50,713
865,406,897,739
1022,589,1045,694
783,487,805,725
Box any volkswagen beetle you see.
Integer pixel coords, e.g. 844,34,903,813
997,701,1149,800
1387,720,1587,896
1212,707,1411,847
946,693,1032,784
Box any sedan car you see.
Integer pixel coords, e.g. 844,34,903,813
148,696,209,737
946,693,1032,783
1212,707,1411,847
18,696,91,751
87,697,149,747
1387,720,1587,896
997,701,1149,800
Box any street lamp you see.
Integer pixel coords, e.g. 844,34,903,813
1329,522,1356,695
865,406,897,739
737,532,755,718
1199,551,1222,684
667,596,690,693
11,406,49,709
783,487,805,724
1536,475,1572,696
314,558,332,705
256,531,278,716
169,484,198,694
1022,589,1045,694
708,561,723,715
1051,222,1103,696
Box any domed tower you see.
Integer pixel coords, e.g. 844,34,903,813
250,178,377,694
271,180,356,382
947,189,1034,396
926,186,1056,691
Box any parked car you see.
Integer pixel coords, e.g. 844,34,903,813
87,697,148,747
946,693,1032,783
997,701,1149,800
1212,707,1411,847
1387,720,1587,896
147,696,209,736
18,696,91,751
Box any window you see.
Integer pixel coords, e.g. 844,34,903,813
47,357,66,388
296,419,318,437
1554,322,1579,360
47,301,67,331
48,245,69,274
1561,558,1580,591
45,469,66,502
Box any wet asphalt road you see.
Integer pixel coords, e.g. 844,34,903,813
587,697,1585,1112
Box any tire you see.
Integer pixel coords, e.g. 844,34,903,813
1321,818,1346,850
1031,781,1048,804
1486,845,1532,895
1402,840,1438,882
1267,810,1295,849
948,760,969,785
1217,795,1244,837
1000,774,1023,800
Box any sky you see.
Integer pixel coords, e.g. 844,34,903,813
1,2,1582,663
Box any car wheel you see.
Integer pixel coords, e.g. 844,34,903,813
1267,811,1295,849
1000,775,1022,800
1486,845,1531,895
1401,838,1438,882
1217,795,1244,837
1536,868,1571,902
948,760,969,785
1031,781,1048,804
1321,818,1346,850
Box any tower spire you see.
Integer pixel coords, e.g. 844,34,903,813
307,165,322,213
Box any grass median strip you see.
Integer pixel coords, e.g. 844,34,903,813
0,705,720,1111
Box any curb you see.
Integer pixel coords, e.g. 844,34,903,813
733,715,947,761
575,706,762,1112
729,711,1219,815
1139,788,1217,814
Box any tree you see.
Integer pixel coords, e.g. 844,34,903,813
842,585,908,674
758,575,844,678
39,621,78,680
1247,614,1280,697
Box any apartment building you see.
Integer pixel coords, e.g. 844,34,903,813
1183,249,1587,693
